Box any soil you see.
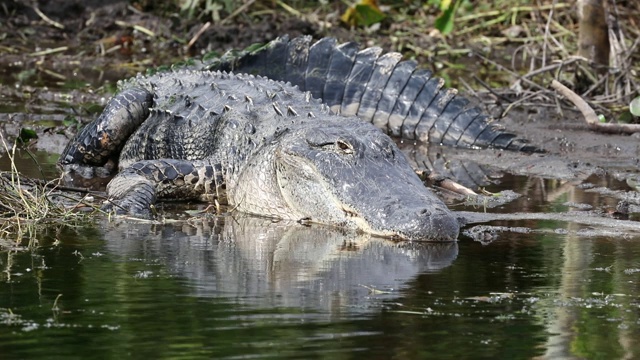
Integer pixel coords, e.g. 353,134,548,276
1,1,639,200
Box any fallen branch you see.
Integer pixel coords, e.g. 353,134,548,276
417,170,478,196
551,79,640,134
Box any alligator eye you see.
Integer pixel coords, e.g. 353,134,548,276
316,139,354,155
336,140,353,154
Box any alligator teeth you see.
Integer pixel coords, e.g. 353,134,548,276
272,103,283,116
343,209,358,217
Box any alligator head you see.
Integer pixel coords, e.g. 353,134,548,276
230,118,460,242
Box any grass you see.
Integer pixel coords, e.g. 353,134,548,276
0,135,94,250
172,0,638,119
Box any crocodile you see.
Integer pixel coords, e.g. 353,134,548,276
58,36,539,242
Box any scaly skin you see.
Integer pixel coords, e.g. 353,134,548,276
59,71,460,241
59,36,545,241
203,35,541,152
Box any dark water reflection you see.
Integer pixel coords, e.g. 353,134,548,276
102,216,458,309
2,213,640,359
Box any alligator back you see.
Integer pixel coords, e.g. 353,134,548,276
202,35,540,152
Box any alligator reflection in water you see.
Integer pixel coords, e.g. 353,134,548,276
102,215,458,310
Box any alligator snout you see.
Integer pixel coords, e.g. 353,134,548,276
391,206,460,242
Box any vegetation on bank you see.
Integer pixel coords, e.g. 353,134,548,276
2,0,637,119
160,0,639,120
0,136,94,250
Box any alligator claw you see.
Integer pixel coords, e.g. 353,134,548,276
103,172,157,220
101,199,154,219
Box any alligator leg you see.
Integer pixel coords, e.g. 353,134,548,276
102,159,224,218
58,87,154,177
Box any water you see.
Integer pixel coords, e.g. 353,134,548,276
2,216,640,359
2,63,640,360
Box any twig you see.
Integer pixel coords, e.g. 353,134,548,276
459,210,640,232
418,170,478,196
472,76,514,103
0,172,102,196
31,4,64,29
456,3,572,22
29,46,68,57
551,79,640,134
187,21,211,50
474,53,548,92
520,56,583,80
114,21,156,37
501,90,552,118
276,1,302,17
220,0,256,25
541,0,556,68
551,79,600,125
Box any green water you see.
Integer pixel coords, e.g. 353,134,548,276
1,213,640,359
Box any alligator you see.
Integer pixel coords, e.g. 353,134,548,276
58,35,539,242
199,35,539,152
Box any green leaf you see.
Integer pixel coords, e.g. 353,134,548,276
434,0,459,34
17,69,36,83
630,96,640,116
201,51,221,62
353,3,386,26
617,111,633,124
62,115,79,128
341,0,386,27
18,128,38,143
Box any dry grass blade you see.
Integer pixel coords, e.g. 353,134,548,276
399,1,638,120
0,134,92,250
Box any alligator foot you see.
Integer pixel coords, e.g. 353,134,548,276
57,87,154,174
101,158,225,219
102,172,157,219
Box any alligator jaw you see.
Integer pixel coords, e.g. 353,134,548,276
339,203,398,239
272,132,460,242
339,203,460,242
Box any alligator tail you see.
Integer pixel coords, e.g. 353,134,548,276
204,35,541,152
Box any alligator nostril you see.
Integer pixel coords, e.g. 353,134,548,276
419,208,430,215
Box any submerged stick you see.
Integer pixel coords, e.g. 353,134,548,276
459,210,640,232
